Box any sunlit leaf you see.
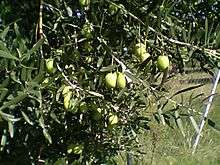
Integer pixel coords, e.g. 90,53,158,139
43,129,52,144
21,111,34,125
0,26,9,40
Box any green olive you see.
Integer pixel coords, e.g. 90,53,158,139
105,72,117,88
108,113,118,125
45,58,54,74
81,22,93,38
134,43,150,62
64,92,72,110
157,55,169,71
62,86,72,96
116,72,126,89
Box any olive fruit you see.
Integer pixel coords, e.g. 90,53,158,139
64,92,72,110
62,86,72,96
140,52,150,62
79,0,90,7
117,72,126,89
81,22,93,38
134,43,150,62
157,55,169,71
105,72,117,88
135,43,146,49
108,113,118,125
45,58,55,74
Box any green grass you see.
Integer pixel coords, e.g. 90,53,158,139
113,72,220,165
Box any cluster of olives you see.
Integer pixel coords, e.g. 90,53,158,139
105,72,126,89
134,42,170,71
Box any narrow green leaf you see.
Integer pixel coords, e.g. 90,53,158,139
54,158,67,165
97,57,104,68
188,23,192,43
0,77,10,88
189,115,199,133
117,88,126,99
0,130,7,151
158,107,165,125
21,111,34,125
215,30,220,49
0,93,28,111
10,71,22,84
0,50,19,61
0,26,9,40
170,84,204,99
21,67,27,81
39,117,45,129
43,129,52,144
131,128,137,138
175,111,185,137
124,71,139,83
0,88,8,102
0,41,10,53
14,23,21,38
28,37,45,55
0,112,15,120
8,121,14,138
205,18,208,46
50,112,61,124
100,65,117,72
208,119,220,132
140,93,148,107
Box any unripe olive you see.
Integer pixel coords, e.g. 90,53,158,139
134,43,150,62
108,113,118,125
157,55,169,71
45,58,54,74
62,86,72,96
81,22,93,38
64,92,72,110
116,72,126,89
140,52,150,62
105,72,117,88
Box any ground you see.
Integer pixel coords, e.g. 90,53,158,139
114,69,220,164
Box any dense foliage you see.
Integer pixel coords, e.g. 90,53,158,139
0,0,220,164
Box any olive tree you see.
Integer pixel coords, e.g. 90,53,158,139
0,0,219,164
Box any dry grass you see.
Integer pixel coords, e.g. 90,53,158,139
114,71,220,164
